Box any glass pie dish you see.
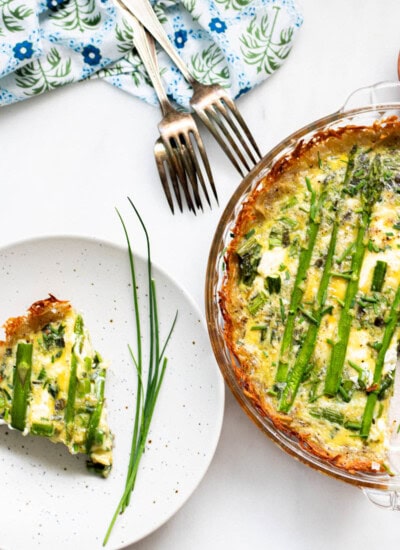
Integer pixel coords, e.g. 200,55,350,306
205,81,400,510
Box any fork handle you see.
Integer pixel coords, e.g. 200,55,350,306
120,8,173,115
115,0,195,85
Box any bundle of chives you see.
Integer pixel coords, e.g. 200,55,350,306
103,199,178,546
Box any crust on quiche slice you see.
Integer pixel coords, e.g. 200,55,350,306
221,118,400,474
0,295,113,477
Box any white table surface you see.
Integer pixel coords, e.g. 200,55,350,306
1,0,400,548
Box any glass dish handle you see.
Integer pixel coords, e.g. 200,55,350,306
363,488,400,510
340,81,400,112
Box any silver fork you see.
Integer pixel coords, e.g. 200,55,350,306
117,6,216,213
117,0,262,177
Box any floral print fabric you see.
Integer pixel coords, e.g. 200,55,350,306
0,0,302,108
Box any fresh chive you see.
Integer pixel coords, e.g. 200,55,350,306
64,351,78,441
348,360,362,372
266,275,281,294
31,422,55,437
279,217,298,229
77,378,91,397
360,284,400,438
85,368,106,455
248,292,268,316
371,341,382,351
38,367,47,381
322,408,345,425
74,315,84,336
333,296,345,307
308,378,320,403
344,421,361,431
282,196,298,210
338,379,355,403
298,306,318,324
309,407,344,425
104,199,178,545
382,463,395,476
251,325,268,341
378,371,394,400
321,305,333,316
336,243,355,264
329,271,353,280
371,260,387,292
305,177,318,221
84,356,92,371
250,324,268,331
317,151,322,169
269,228,282,249
11,343,33,431
359,295,378,304
237,235,258,256
368,239,380,253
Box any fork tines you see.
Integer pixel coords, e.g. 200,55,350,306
190,83,262,178
154,138,181,214
155,134,217,214
157,113,218,214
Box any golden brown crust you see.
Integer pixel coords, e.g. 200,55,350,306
0,295,71,349
220,118,400,474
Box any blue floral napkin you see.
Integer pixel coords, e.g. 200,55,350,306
0,0,302,108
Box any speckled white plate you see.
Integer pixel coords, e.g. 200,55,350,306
0,236,224,550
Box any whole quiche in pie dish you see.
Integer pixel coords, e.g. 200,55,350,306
216,116,400,476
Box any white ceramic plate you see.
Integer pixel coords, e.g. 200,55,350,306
0,236,224,550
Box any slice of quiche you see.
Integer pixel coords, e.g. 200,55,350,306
0,295,113,477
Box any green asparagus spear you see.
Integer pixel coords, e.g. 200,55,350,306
360,284,400,438
86,368,106,454
275,179,325,382
279,222,338,411
11,342,33,431
65,351,78,441
324,154,385,396
371,260,387,292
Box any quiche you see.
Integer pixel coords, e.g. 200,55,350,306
0,295,113,477
221,118,400,473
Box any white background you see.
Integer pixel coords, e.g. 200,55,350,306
1,0,400,548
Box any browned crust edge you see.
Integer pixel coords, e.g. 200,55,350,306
0,295,72,349
220,117,400,475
